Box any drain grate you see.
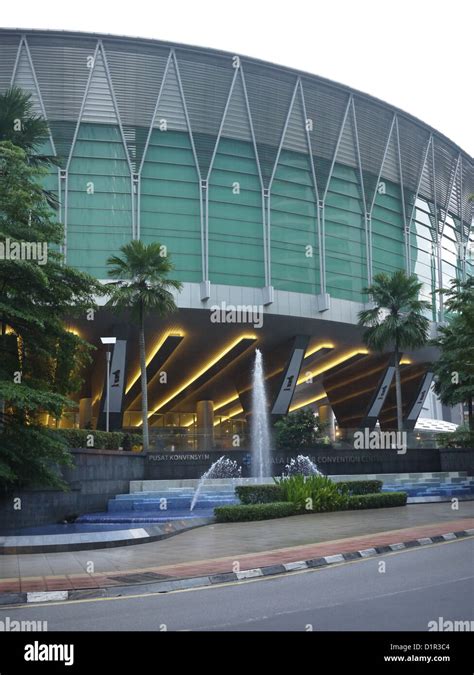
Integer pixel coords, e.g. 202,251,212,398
107,572,171,584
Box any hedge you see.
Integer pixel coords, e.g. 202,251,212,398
215,491,407,522
235,480,384,505
235,484,283,504
215,502,298,522
336,480,383,495
55,429,143,451
344,492,407,510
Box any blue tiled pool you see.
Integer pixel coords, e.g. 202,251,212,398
3,475,472,536
0,522,137,536
76,487,238,524
381,478,474,499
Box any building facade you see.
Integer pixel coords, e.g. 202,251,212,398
1,29,472,445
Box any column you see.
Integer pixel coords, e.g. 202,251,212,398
196,400,214,451
318,403,336,442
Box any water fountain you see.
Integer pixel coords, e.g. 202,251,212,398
190,456,241,511
77,351,272,525
250,348,272,479
187,349,272,513
283,454,323,477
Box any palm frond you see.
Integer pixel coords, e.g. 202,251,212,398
359,271,430,352
105,240,182,321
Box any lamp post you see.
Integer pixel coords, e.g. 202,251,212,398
100,337,116,432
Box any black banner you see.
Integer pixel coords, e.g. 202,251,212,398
0,631,472,672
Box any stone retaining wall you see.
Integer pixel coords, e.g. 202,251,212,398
144,447,445,479
0,449,145,530
1,446,472,530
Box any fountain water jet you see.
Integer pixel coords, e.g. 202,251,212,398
250,349,272,479
283,454,323,477
190,349,271,511
190,456,241,511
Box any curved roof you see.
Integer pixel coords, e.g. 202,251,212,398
1,28,472,227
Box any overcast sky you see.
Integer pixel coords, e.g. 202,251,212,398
2,0,472,155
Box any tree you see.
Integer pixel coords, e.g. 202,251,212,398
274,409,324,449
358,270,431,431
0,141,101,489
0,87,58,207
0,87,55,165
432,277,474,431
105,241,182,450
0,86,60,437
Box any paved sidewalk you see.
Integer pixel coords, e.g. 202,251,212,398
1,502,473,594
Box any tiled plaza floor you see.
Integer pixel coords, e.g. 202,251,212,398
1,502,472,593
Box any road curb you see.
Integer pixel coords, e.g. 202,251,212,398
1,528,472,607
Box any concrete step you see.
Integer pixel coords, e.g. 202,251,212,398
129,474,470,495
121,492,237,499
107,497,238,512
383,486,473,496
79,509,216,523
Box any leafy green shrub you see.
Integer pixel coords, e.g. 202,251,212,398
124,434,143,450
235,484,284,504
307,485,347,512
274,473,307,506
214,502,298,522
437,426,474,448
55,429,143,451
274,409,328,449
275,474,348,512
336,480,383,495
344,492,407,510
0,423,72,491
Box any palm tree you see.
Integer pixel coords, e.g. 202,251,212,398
358,270,431,431
106,241,182,450
0,86,58,206
0,86,56,164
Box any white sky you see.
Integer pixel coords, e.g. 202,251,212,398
2,0,472,155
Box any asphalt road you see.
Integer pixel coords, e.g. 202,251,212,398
2,539,473,631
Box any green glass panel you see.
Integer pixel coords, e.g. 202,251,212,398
410,214,438,318
208,137,265,288
271,164,313,187
212,154,259,174
67,123,132,277
144,145,197,167
371,182,405,276
325,193,364,215
324,176,361,199
140,130,201,280
325,163,366,299
61,120,455,307
331,163,361,183
270,150,319,295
